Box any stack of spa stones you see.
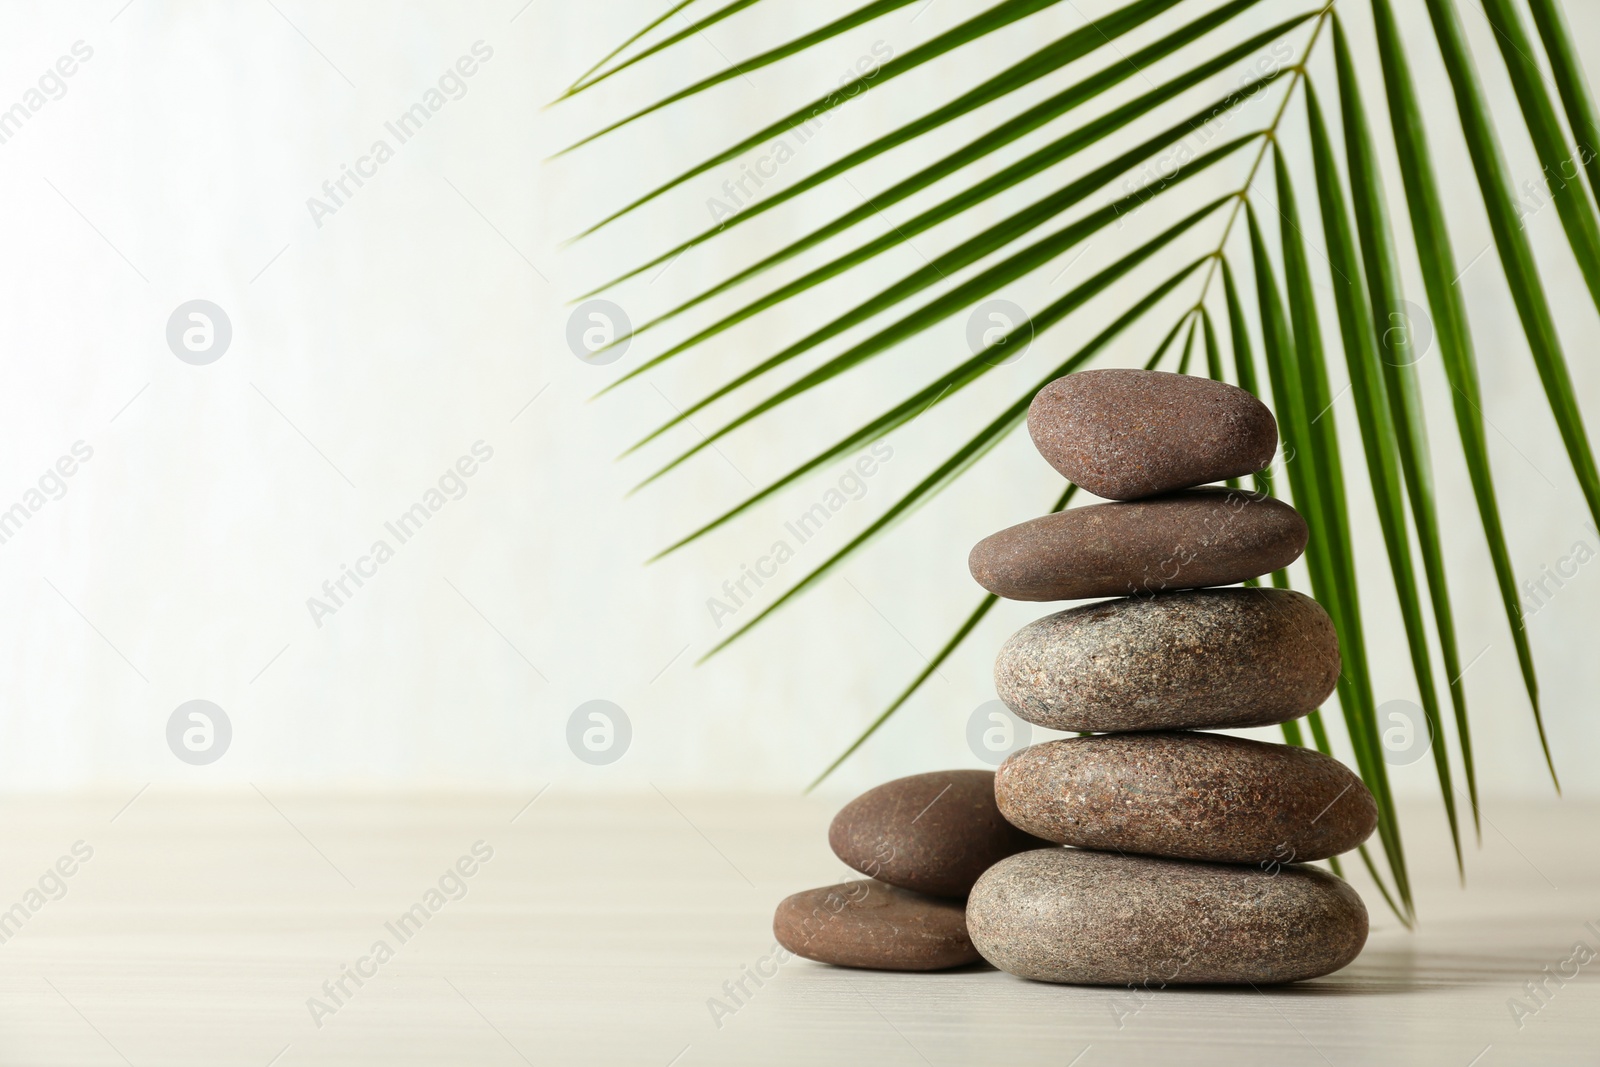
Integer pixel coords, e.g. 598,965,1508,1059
774,370,1376,985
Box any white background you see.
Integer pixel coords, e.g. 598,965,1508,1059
0,0,1596,807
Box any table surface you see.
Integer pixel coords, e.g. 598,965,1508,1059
0,788,1594,1066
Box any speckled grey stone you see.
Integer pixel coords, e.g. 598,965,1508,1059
773,879,980,971
829,770,1052,899
1027,369,1278,500
995,588,1340,732
967,849,1367,985
995,733,1377,863
968,488,1307,601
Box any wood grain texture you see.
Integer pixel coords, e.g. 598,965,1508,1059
0,790,1592,1065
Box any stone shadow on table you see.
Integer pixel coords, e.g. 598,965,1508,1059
925,944,1526,995
1249,943,1533,996
806,945,1509,993
800,960,1000,976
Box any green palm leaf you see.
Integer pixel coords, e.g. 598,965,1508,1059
567,0,1600,917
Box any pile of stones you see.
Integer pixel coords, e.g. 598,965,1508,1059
774,369,1376,985
774,769,1045,970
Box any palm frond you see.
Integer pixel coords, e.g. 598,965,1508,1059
567,0,1600,918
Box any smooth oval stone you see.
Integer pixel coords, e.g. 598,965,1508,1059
773,880,980,971
968,488,1306,601
995,587,1339,731
996,733,1376,863
968,849,1367,985
829,770,1052,899
1028,369,1278,500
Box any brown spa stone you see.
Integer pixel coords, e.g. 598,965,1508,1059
967,848,1368,985
994,733,1377,864
1027,369,1278,500
829,770,1053,899
772,879,980,971
994,587,1340,732
968,488,1307,601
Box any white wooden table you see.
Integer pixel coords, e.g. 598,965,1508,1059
0,789,1592,1065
